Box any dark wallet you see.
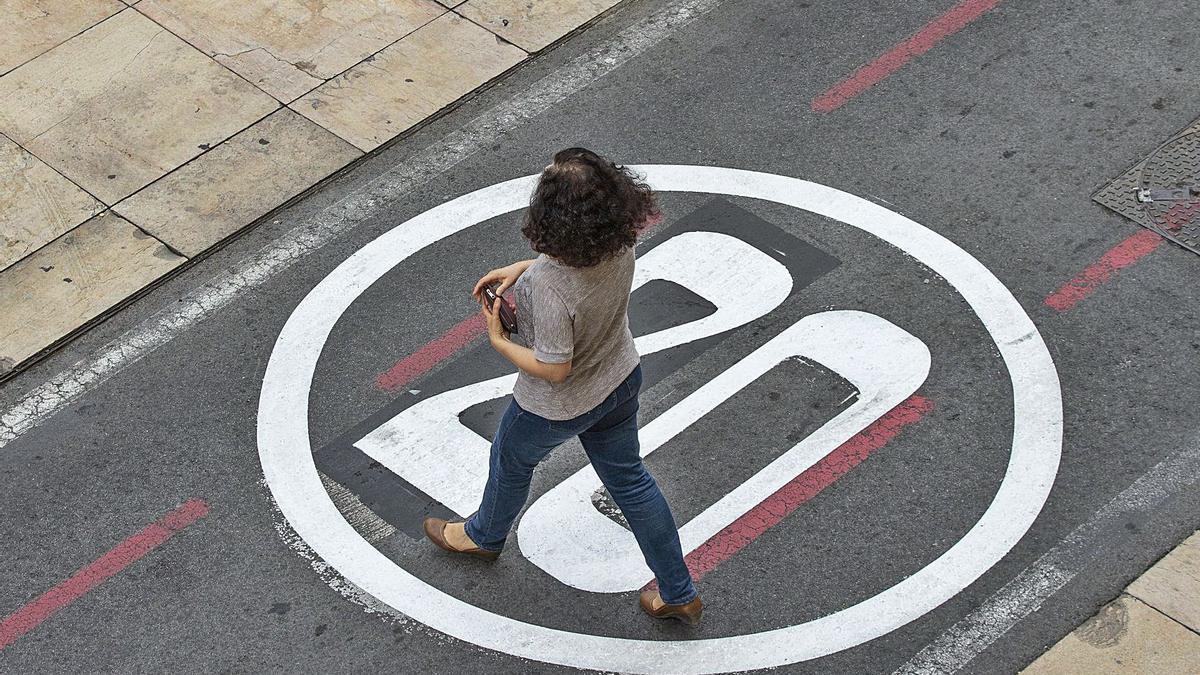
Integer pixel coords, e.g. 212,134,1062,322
484,285,519,334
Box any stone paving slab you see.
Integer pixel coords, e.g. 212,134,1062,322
137,0,444,103
1022,595,1200,674
0,211,183,374
458,0,623,52
0,134,103,271
0,0,124,76
1128,530,1200,634
115,108,361,257
0,8,279,205
295,12,527,151
0,0,620,378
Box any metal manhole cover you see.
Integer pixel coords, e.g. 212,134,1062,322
1139,131,1200,250
1094,116,1200,256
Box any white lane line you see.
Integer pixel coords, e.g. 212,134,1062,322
0,0,728,450
895,436,1200,674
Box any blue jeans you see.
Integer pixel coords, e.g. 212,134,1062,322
465,365,698,605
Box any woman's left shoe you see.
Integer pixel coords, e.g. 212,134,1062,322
639,589,704,625
422,517,500,561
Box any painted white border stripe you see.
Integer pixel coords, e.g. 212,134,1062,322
0,0,729,449
894,436,1200,675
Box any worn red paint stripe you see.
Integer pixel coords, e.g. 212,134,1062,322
811,0,1002,113
0,499,209,651
1162,200,1200,231
645,395,933,591
1043,230,1163,312
376,315,486,391
1044,202,1194,313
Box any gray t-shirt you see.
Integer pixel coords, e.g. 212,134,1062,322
510,248,640,421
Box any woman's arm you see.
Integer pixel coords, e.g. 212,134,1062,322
491,335,572,383
472,259,537,299
481,296,572,383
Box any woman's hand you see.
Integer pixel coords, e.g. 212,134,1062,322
480,295,509,343
472,260,535,300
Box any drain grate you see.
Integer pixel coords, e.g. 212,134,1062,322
1095,116,1200,255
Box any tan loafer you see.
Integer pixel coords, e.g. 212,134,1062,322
640,589,703,625
422,517,500,561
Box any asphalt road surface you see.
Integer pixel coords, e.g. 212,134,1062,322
3,0,1200,672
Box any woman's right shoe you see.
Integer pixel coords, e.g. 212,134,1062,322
639,589,704,625
422,517,500,561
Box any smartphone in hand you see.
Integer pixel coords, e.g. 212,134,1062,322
484,285,519,334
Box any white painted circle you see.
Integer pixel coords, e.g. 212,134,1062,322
257,166,1062,674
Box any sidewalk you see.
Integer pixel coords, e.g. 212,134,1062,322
0,0,620,379
1023,531,1200,674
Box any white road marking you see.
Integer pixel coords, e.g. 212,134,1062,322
0,0,731,450
520,310,930,592
355,231,791,516
894,435,1200,675
257,166,1062,673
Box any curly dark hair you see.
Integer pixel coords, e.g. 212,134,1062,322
522,148,659,268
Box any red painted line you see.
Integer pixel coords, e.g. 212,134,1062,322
811,0,1002,113
0,499,209,651
1043,229,1163,312
1043,202,1194,313
376,314,486,391
646,395,933,591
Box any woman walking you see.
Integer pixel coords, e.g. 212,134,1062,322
422,148,702,624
